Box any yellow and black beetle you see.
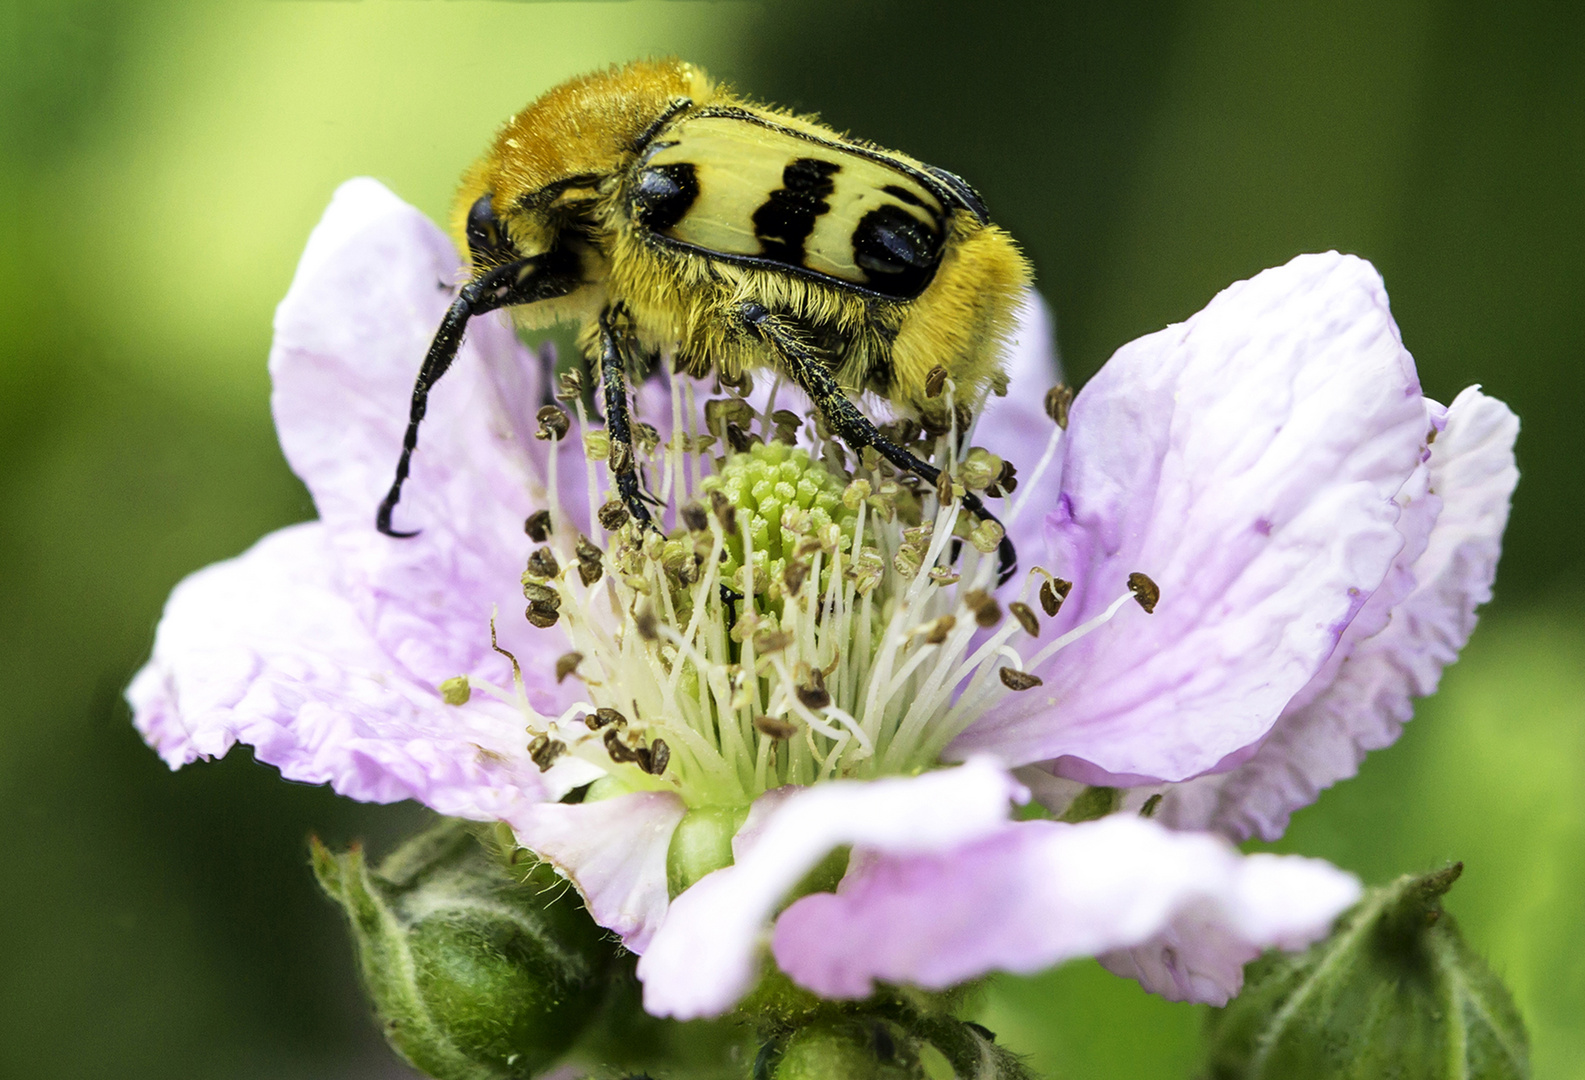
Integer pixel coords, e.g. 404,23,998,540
377,59,1031,579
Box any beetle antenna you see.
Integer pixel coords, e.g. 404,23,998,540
378,249,590,537
377,290,474,537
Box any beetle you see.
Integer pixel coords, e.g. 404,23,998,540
377,59,1031,580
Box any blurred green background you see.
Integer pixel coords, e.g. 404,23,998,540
3,1,1581,1077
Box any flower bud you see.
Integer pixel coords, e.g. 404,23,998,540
765,1012,1034,1080
311,820,614,1080
1205,863,1529,1079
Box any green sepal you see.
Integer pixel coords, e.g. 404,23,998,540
312,819,613,1080
741,980,1032,1080
761,1010,1034,1080
1058,785,1119,823
1204,863,1530,1080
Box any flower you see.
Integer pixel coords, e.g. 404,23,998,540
130,178,1514,1022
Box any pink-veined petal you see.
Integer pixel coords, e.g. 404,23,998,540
1159,386,1519,839
955,252,1432,783
127,523,553,820
772,814,1358,1005
269,177,577,693
636,759,1023,1018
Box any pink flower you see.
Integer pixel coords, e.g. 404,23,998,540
130,179,1514,1020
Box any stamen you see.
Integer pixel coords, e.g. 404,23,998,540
1021,587,1139,672
1128,571,1161,613
502,374,1123,810
999,667,1043,691
1004,420,1064,529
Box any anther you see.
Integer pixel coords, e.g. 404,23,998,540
523,581,560,607
720,368,753,396
555,368,583,400
526,601,560,628
634,605,658,640
708,489,737,534
524,546,560,580
725,422,754,453
524,509,553,541
647,738,671,775
575,535,604,585
874,419,911,446
1009,601,1040,636
754,715,798,740
796,667,831,710
999,667,1043,691
935,468,956,506
1127,572,1160,614
704,397,754,436
602,727,651,770
919,614,956,645
1044,384,1075,429
920,410,952,439
680,502,709,532
597,499,629,531
1139,793,1163,818
587,707,626,730
554,652,583,684
755,629,793,654
968,518,1005,555
771,409,802,445
925,365,949,399
528,734,565,771
964,589,1002,628
608,438,634,475
535,404,571,441
783,561,810,597
995,459,1018,495
439,676,471,705
1038,576,1073,617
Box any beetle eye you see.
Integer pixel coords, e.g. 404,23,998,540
465,192,512,262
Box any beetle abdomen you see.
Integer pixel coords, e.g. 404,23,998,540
630,111,950,299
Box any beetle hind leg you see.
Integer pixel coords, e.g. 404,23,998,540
738,302,1016,585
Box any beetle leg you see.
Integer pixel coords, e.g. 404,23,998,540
377,254,578,537
739,302,1016,585
597,306,655,530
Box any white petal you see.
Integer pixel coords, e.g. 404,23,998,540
269,178,575,692
127,524,550,821
770,815,1358,1005
515,791,688,955
957,253,1432,783
1097,845,1360,1004
1160,387,1519,839
635,759,1023,1018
